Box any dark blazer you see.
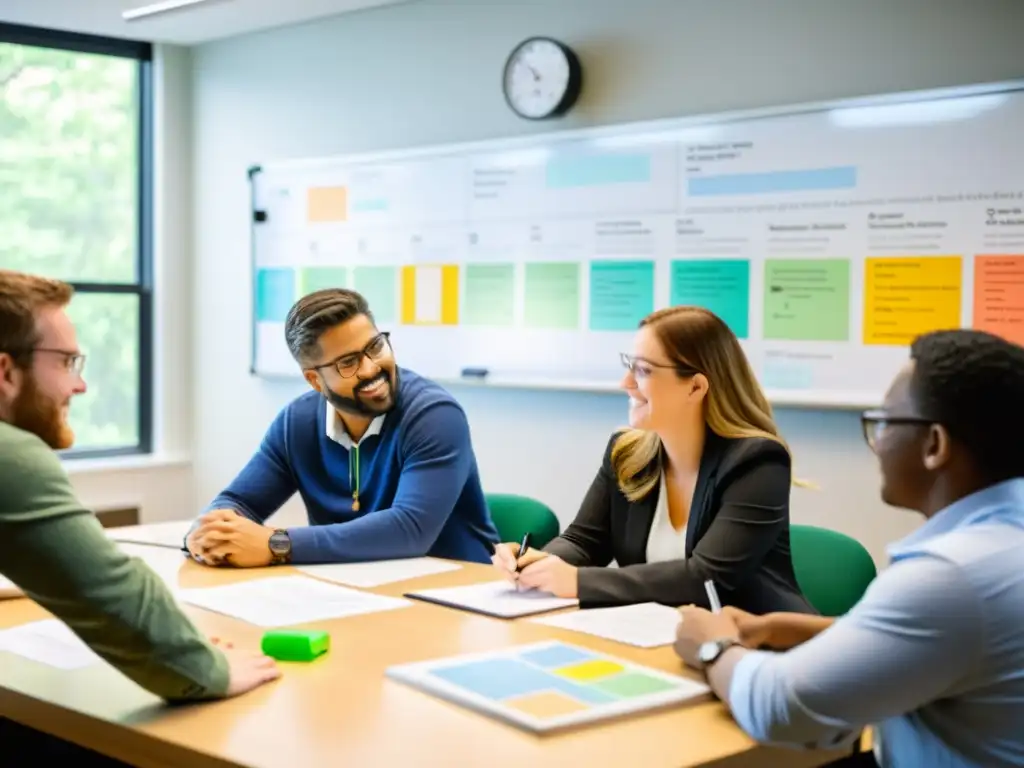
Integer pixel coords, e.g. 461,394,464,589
544,429,816,615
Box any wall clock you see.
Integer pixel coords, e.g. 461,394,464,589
502,37,582,120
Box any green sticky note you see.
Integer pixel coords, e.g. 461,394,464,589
670,259,750,338
593,672,678,698
589,260,655,331
524,262,580,329
261,629,330,662
763,258,850,341
353,266,397,323
299,267,348,296
463,263,515,327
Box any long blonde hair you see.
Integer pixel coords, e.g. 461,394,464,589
612,306,804,500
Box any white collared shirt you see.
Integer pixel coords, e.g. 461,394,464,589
325,406,385,449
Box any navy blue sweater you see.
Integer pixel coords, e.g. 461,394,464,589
208,368,498,564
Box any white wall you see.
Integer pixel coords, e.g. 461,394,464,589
189,0,1024,564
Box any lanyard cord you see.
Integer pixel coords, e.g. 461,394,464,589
348,444,360,512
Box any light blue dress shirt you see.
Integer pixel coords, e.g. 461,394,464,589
727,478,1024,767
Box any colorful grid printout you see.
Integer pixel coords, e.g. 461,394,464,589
386,641,710,733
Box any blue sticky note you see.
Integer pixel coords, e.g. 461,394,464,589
589,261,655,332
255,268,296,323
429,658,613,704
670,260,750,339
520,644,595,669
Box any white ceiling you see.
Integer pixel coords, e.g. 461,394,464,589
0,0,412,45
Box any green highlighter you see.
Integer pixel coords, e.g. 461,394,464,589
260,629,330,662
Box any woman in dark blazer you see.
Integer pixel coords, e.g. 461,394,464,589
492,306,816,615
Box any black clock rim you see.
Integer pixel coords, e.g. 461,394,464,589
501,36,583,121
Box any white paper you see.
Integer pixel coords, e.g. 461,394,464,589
530,602,682,648
177,575,413,628
107,520,191,549
407,580,578,618
297,557,461,588
0,619,102,670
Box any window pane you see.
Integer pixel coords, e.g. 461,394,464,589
65,292,140,451
0,43,138,283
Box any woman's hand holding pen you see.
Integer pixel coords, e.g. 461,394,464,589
491,541,548,583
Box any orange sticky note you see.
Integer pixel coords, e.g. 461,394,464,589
974,255,1024,346
307,186,348,223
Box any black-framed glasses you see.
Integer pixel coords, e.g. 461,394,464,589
620,352,699,380
2,347,87,376
860,408,934,452
309,332,392,379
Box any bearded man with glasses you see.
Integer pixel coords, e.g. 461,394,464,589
186,288,498,569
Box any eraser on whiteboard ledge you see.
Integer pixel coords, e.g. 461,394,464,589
460,368,489,379
261,629,330,662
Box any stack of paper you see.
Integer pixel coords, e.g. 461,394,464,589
177,575,413,628
405,580,578,618
530,602,682,647
298,557,461,588
0,619,102,670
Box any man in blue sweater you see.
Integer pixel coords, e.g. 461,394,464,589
186,288,498,567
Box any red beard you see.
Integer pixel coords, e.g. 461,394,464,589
11,373,73,450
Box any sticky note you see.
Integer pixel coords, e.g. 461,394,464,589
973,255,1024,345
864,256,962,345
255,268,295,323
400,265,459,325
589,261,655,331
524,263,580,329
307,186,348,223
670,259,750,338
763,259,850,342
463,264,515,327
353,266,397,324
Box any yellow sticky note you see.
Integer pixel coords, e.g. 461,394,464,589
554,659,624,682
401,265,459,325
307,186,348,223
863,256,962,346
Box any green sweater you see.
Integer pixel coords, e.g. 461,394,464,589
0,421,229,700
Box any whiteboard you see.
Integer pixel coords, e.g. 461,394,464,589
248,80,1024,409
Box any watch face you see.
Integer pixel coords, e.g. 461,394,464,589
698,640,721,666
269,531,290,555
503,38,575,119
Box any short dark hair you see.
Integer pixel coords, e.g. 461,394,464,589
284,288,374,366
909,329,1024,481
0,270,74,366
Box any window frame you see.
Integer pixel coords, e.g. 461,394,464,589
0,22,154,459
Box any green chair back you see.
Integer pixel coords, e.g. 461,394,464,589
790,524,877,617
485,494,561,549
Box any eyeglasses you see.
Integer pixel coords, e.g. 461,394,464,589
3,347,87,376
310,332,391,379
620,352,699,380
860,408,934,452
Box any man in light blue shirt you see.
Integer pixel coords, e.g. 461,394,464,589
673,329,1024,768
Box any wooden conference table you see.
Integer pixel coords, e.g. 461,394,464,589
0,524,848,768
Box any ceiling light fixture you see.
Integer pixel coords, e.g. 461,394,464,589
122,0,227,21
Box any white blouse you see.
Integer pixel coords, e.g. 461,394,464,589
645,472,689,563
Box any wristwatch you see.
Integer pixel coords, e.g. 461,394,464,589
697,637,741,671
268,529,292,565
